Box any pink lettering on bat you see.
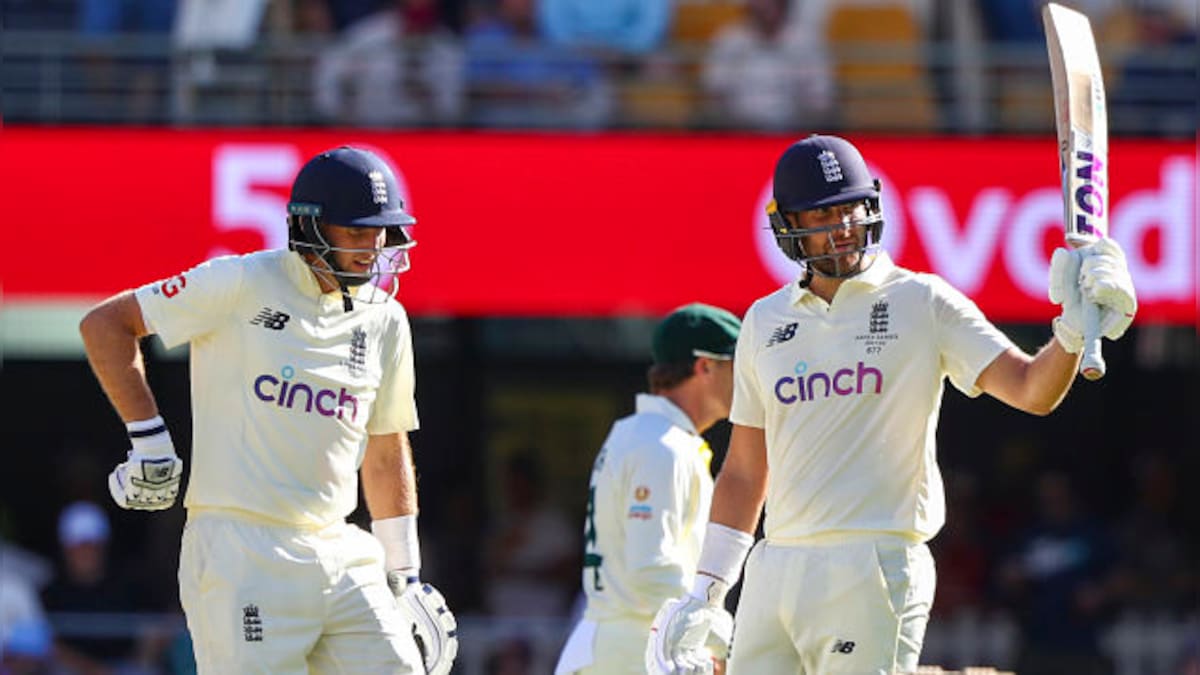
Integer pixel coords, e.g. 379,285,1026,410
1074,150,1107,235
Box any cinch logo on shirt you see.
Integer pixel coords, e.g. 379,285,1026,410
773,361,883,404
253,366,359,421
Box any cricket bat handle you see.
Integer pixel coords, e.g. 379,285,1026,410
1080,297,1105,380
1067,233,1106,380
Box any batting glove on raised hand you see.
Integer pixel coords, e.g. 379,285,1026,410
1049,246,1086,353
645,590,733,675
108,419,182,511
1078,237,1137,340
389,573,458,675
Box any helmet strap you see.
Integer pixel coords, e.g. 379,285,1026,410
289,215,405,310
798,267,813,289
300,217,366,291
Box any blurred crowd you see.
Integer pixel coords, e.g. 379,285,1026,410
1,0,1195,133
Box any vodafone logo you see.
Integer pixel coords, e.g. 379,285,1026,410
753,157,1196,307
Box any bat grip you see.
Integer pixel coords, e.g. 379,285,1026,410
1079,295,1105,380
1066,233,1106,380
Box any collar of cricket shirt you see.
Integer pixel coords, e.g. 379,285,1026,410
284,249,327,297
635,393,700,437
788,250,896,308
283,249,381,305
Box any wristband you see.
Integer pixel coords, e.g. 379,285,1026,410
690,574,732,607
372,515,420,576
690,523,754,605
126,416,174,457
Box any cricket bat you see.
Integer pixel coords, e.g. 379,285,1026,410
1043,2,1109,380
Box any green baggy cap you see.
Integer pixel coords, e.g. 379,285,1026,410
652,303,742,365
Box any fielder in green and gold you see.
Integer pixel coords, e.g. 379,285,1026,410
556,304,741,674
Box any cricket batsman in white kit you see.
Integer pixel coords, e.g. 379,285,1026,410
646,135,1138,674
555,304,741,674
79,146,457,674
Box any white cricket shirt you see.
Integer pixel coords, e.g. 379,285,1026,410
581,394,713,622
730,253,1013,542
135,250,419,528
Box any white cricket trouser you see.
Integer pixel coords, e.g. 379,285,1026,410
728,532,936,675
555,616,652,675
178,510,423,675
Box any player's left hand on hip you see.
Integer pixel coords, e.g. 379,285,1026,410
1078,237,1137,340
388,573,458,675
645,595,733,675
108,437,183,511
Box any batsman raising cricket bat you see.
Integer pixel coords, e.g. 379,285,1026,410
644,133,1139,675
1042,2,1138,379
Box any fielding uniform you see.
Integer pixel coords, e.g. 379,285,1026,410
727,252,1014,674
556,395,714,674
135,250,423,674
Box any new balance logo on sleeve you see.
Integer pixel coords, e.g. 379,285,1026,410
250,307,291,330
831,639,855,654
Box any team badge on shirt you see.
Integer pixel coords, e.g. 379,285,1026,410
344,327,367,377
242,604,263,642
855,298,898,354
869,301,890,333
628,485,652,520
627,505,652,520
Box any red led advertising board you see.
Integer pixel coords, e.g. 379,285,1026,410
0,129,1194,324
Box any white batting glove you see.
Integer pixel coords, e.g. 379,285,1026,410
645,580,733,675
1048,246,1086,353
1078,238,1137,340
373,516,457,675
108,417,182,511
388,573,458,675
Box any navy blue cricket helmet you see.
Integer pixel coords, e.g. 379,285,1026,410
766,135,884,277
287,145,415,245
286,146,416,299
